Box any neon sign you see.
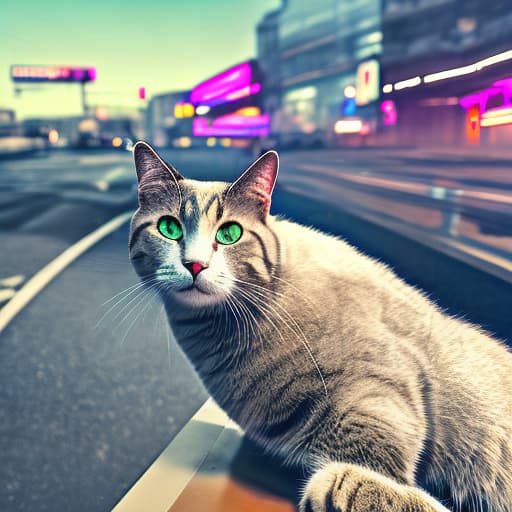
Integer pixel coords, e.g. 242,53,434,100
193,116,269,138
190,62,261,107
381,100,397,126
11,65,96,83
174,102,194,118
356,60,380,106
460,77,512,128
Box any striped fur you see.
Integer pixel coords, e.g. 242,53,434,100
129,142,512,512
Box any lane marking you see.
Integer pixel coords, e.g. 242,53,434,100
78,154,129,166
0,289,16,304
113,399,231,512
95,165,130,192
0,274,25,288
0,211,133,335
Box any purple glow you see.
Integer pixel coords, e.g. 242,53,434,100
72,69,85,81
225,83,261,102
11,65,96,83
190,62,254,106
381,100,397,125
212,113,269,129
193,118,269,138
459,77,512,111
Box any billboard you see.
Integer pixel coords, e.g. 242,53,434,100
193,112,270,138
355,60,380,106
11,65,96,83
190,61,261,107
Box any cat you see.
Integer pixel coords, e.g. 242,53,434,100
129,141,512,512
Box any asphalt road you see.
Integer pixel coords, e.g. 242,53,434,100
0,147,510,511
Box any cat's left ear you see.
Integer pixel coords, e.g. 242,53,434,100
226,150,279,220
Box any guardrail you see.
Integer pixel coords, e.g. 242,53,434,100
283,158,512,284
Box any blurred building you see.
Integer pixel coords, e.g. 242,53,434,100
0,109,18,137
257,7,284,124
380,0,512,147
146,91,193,147
20,115,137,149
257,0,382,147
188,60,269,149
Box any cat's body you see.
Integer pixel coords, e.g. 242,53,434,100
129,142,512,512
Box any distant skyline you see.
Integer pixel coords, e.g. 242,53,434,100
2,0,280,119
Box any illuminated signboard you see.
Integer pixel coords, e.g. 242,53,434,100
355,60,380,106
460,77,512,129
466,105,481,142
11,65,96,83
174,102,195,118
380,100,397,126
190,61,261,107
193,114,269,138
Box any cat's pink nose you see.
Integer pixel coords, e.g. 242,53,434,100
185,262,207,278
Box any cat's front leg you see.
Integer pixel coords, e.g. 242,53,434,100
299,462,450,512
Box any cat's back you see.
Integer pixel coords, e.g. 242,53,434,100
271,216,429,314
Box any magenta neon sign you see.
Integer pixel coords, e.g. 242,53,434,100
190,62,260,107
11,65,96,83
212,112,269,129
193,117,269,138
459,77,512,111
380,100,397,126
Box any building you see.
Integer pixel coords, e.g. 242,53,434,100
257,0,382,147
0,109,17,137
380,0,512,147
145,91,193,147
189,60,269,146
257,7,283,124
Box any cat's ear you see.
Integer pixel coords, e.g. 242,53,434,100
133,141,183,207
226,150,278,219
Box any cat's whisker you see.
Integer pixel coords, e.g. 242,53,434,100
95,277,162,331
101,280,149,306
229,294,254,360
120,281,165,348
222,272,313,312
223,295,243,362
110,282,159,326
233,284,328,397
269,274,320,315
225,296,243,356
227,265,318,315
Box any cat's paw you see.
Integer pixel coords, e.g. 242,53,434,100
299,462,450,512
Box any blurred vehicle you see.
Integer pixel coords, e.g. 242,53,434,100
74,117,135,150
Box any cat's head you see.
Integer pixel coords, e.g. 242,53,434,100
129,141,279,308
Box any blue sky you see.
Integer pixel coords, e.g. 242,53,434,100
1,0,280,119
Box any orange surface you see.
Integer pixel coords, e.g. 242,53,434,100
167,425,301,512
169,474,295,512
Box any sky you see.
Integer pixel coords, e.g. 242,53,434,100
1,0,280,119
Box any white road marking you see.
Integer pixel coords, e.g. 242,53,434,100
95,166,130,192
0,289,16,304
113,399,233,512
0,211,133,335
0,275,25,288
78,154,129,166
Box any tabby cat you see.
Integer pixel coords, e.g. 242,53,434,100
129,141,512,512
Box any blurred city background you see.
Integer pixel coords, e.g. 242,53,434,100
1,0,511,510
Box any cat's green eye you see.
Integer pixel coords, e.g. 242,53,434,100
157,216,183,241
216,222,242,245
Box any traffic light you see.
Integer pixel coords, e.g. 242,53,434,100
138,87,146,100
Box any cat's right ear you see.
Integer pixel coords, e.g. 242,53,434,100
133,141,183,207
